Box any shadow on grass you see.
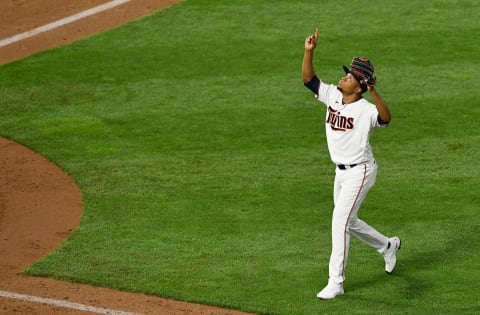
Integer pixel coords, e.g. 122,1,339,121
347,226,478,301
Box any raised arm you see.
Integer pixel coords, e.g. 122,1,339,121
368,85,391,123
302,28,319,84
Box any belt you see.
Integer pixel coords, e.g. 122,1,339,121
337,164,357,170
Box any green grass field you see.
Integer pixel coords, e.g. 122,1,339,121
1,0,479,314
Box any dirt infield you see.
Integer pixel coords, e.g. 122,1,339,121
0,1,253,314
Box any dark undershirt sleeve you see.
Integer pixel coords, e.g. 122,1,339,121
377,115,390,125
304,75,320,95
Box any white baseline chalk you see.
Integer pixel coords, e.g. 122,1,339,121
0,290,141,315
0,0,131,48
0,0,139,313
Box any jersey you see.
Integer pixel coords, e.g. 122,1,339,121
307,78,387,165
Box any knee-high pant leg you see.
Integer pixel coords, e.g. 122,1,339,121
328,162,388,285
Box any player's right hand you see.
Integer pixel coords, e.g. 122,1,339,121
305,28,319,51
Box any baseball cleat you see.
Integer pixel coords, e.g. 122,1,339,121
316,282,344,299
384,237,401,274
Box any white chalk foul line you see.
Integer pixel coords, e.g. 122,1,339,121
0,0,131,48
1,0,139,312
0,290,141,315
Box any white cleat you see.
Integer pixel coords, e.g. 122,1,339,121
384,237,401,274
316,282,344,299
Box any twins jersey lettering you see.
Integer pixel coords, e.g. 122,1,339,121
315,82,387,165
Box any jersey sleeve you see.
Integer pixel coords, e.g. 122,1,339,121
371,106,389,128
317,82,340,108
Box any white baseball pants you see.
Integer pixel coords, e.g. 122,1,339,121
328,160,389,285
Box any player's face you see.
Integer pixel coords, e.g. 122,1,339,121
337,73,361,94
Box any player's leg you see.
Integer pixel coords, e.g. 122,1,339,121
317,172,347,299
318,166,367,299
328,169,352,285
349,217,388,252
346,161,401,274
346,162,389,252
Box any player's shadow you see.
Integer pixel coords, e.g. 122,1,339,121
346,232,472,299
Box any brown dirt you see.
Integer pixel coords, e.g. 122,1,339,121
0,1,254,314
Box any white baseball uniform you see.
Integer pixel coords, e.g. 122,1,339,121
309,80,390,285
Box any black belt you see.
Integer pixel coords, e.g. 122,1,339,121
337,164,357,170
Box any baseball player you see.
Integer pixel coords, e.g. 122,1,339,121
302,28,401,299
